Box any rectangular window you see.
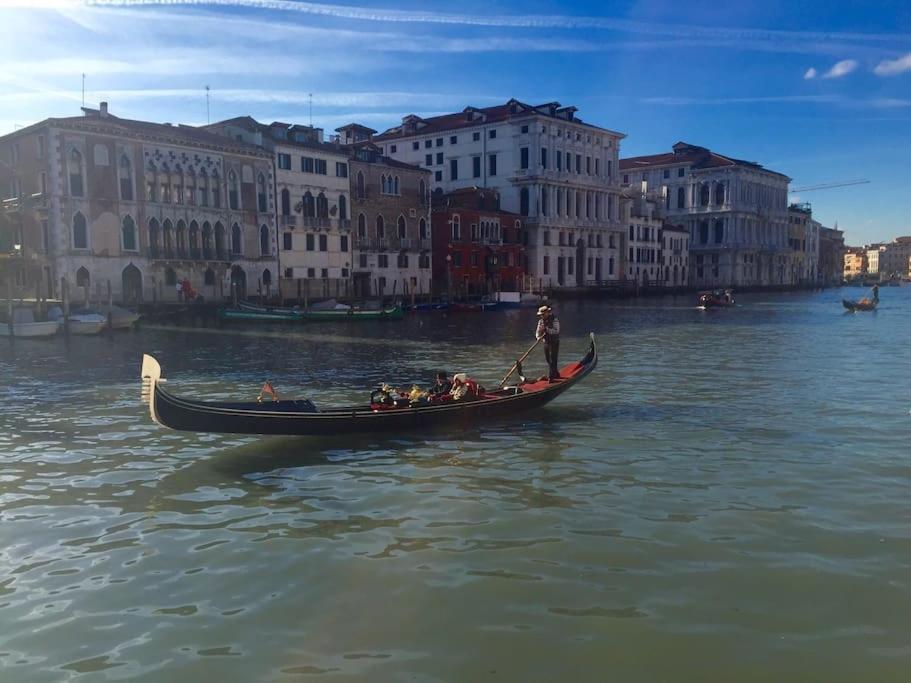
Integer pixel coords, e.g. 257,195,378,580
472,156,481,178
378,254,389,268
435,170,442,182
359,254,368,268
543,256,549,275
278,153,291,170
450,136,457,145
488,129,496,139
556,153,562,171
425,154,433,166
678,168,685,177
470,252,478,267
609,257,614,275
336,162,348,178
412,141,419,151
319,234,327,251
473,132,480,142
576,154,582,174
541,148,548,169
521,125,529,134
436,138,443,147
301,157,314,173
283,232,292,250
436,152,443,165
586,156,591,174
595,159,600,176
342,267,349,277
425,140,432,149
450,158,458,180
390,145,397,154
520,147,529,170
340,235,349,252
565,152,571,171
306,234,315,251
321,268,329,278
543,231,551,246
315,159,327,175
488,154,497,177
453,252,462,267
663,169,670,179
568,257,574,275
285,267,293,278
607,160,612,177
307,267,315,278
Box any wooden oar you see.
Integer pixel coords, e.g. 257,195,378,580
498,338,542,388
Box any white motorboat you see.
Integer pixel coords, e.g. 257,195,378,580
2,308,60,338
69,312,107,335
94,305,140,330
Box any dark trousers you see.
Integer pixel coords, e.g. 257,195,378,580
544,337,560,379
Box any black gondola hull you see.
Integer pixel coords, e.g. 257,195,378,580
143,336,597,436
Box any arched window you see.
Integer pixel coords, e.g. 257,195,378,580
68,149,84,197
211,170,220,208
198,168,209,207
700,184,710,207
228,170,239,210
202,222,213,259
187,168,196,206
164,267,177,286
356,171,365,198
451,215,461,240
714,219,724,244
394,176,400,195
189,221,199,258
162,219,174,257
176,220,187,256
263,268,272,286
358,213,367,238
303,192,315,218
398,215,407,239
148,218,160,257
121,215,137,252
316,192,328,218
260,225,270,256
519,187,529,216
214,222,226,258
715,182,725,205
677,186,686,209
419,218,427,240
280,188,291,216
231,223,243,255
119,155,133,200
76,266,90,288
204,268,215,285
338,194,347,220
376,215,385,239
257,173,267,212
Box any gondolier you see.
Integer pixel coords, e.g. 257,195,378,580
536,305,561,381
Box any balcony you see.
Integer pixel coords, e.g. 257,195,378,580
338,218,351,231
281,215,297,227
302,216,331,229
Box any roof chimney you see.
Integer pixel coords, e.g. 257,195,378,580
100,101,109,117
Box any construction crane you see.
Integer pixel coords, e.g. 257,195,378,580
789,179,870,193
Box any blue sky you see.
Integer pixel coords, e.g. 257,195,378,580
1,0,910,245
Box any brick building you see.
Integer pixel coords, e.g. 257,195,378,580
342,135,432,299
0,102,277,304
430,187,526,299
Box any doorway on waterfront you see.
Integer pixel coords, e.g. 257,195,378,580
230,265,247,301
121,263,142,304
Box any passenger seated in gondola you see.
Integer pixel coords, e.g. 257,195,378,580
429,371,453,396
450,373,482,401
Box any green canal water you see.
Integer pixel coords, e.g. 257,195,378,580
1,289,909,682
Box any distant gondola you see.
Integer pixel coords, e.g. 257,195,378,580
698,289,735,308
842,298,877,312
140,334,598,436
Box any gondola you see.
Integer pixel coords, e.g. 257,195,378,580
843,298,877,312
140,334,598,436
698,290,735,309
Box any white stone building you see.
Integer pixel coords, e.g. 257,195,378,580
621,142,791,288
878,237,911,280
372,99,626,288
866,244,885,277
621,183,689,287
206,117,354,301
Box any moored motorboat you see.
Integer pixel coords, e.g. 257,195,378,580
50,307,107,335
304,304,403,321
2,308,61,338
220,307,304,322
140,334,598,436
94,305,140,330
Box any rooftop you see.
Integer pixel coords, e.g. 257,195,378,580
374,98,624,142
621,142,789,180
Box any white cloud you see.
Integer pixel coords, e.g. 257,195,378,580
804,67,817,79
823,59,858,78
874,52,911,76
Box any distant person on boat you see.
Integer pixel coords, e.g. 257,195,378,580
536,305,561,381
430,371,453,396
872,284,880,302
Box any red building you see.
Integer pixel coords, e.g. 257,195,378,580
431,188,526,298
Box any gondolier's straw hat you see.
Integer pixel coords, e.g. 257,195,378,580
537,305,552,316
